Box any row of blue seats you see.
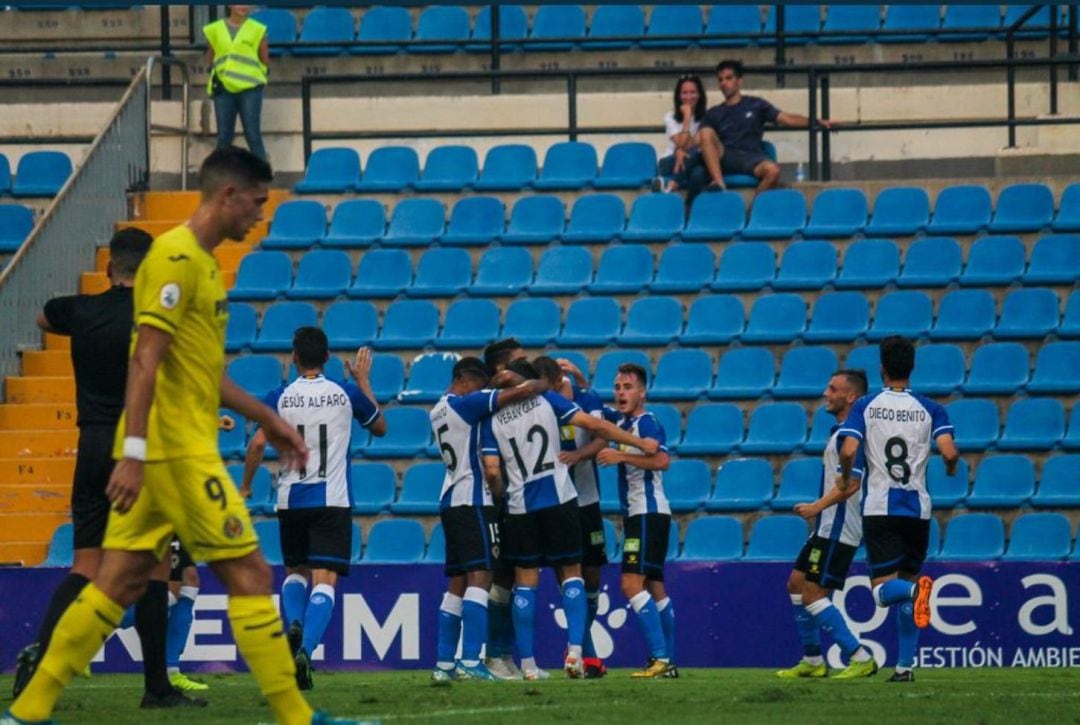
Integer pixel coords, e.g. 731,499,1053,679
271,185,1080,248
0,204,35,252
251,5,1073,59
0,152,71,198
226,290,1080,353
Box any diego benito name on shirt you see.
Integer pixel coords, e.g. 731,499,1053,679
280,391,350,410
866,405,928,423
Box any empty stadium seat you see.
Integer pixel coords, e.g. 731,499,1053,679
845,345,883,390
682,191,746,241
1003,513,1072,561
866,186,930,235
963,342,1029,394
252,302,318,352
436,299,500,349
228,355,282,397
1028,342,1080,394
681,295,745,344
349,463,396,514
835,239,899,289
928,457,970,508
775,347,838,399
897,237,962,288
323,199,385,248
389,464,445,513
347,249,411,299
708,458,771,511
502,298,560,347
294,147,360,193
41,523,74,567
254,521,283,564
820,4,881,44
651,244,715,293
414,145,478,191
12,151,72,197
667,521,681,561
0,153,11,193
621,297,683,347
323,301,377,351
945,399,999,452
531,246,592,295
1063,291,1080,339
292,6,354,56
995,288,1059,339
582,4,644,50
1052,183,1080,231
534,142,597,190
227,463,272,514
712,243,774,291
593,350,650,400
988,183,1054,232
960,235,1026,286
356,147,420,192
1067,407,1080,451
804,188,868,236
374,300,440,349
804,405,835,455
590,246,653,294
742,403,807,454
710,347,774,399
261,200,326,250
368,409,435,459
926,185,992,234
744,515,809,561
470,248,532,297
649,403,683,449
287,250,351,299
369,354,405,403
401,354,455,404
681,516,743,560
910,343,966,395
251,7,297,56
702,4,763,47
879,4,940,43
762,5,821,45
645,4,704,49
679,403,743,455
561,194,625,244
288,357,346,385
805,291,870,342
407,248,471,298
664,460,712,512
440,196,504,246
772,458,822,509
225,302,257,352
353,6,412,55
412,6,469,53
939,513,1004,561
621,194,685,243
743,294,806,343
474,144,537,191
930,289,996,340
527,4,586,51
594,142,656,188
500,195,564,244
650,349,712,400
773,241,837,290
363,520,426,563
468,4,528,51
560,297,620,346
967,455,1035,507
1025,234,1080,284
1031,455,1080,507
382,198,444,247
0,204,33,252
426,522,445,562
998,398,1065,451
742,189,807,239
939,4,1002,42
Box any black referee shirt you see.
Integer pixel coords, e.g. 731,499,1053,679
43,285,133,427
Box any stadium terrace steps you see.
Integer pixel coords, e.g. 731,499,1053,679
0,513,70,544
0,404,76,431
0,458,75,486
0,430,77,458
0,484,72,514
20,350,72,377
0,541,48,567
79,272,109,296
44,333,69,351
5,377,75,404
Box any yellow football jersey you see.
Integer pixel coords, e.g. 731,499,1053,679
114,225,228,461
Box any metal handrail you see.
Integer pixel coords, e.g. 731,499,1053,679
144,56,191,190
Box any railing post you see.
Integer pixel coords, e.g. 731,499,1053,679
775,5,786,88
567,73,578,141
1006,36,1017,147
1049,3,1058,114
489,4,501,95
821,74,831,182
807,68,818,181
160,5,172,100
301,77,312,165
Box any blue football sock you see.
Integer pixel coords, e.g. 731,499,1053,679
436,592,463,669
875,579,916,607
629,591,667,660
806,598,861,658
461,587,488,665
487,585,513,658
561,578,587,653
582,589,600,659
657,597,676,663
790,594,822,657
512,586,536,660
896,601,918,669
301,584,336,656
119,605,136,630
166,586,198,669
281,573,309,628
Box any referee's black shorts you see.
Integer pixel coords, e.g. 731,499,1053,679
71,423,117,550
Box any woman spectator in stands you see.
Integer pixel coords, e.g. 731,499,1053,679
657,74,710,200
203,5,270,161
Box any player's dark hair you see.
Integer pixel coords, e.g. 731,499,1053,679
109,227,152,278
617,363,648,387
716,59,745,78
673,74,707,123
452,356,491,385
292,326,329,370
532,356,563,388
198,146,273,197
833,368,868,397
483,337,523,372
880,336,916,381
506,358,540,381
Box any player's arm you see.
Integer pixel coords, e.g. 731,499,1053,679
482,454,505,500
36,311,59,334
240,428,267,499
494,377,549,409
221,375,308,471
345,346,386,437
559,436,607,467
569,411,660,455
836,436,861,492
794,480,860,521
936,433,960,476
597,446,670,471
556,358,588,388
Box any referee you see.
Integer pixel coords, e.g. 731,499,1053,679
13,227,204,708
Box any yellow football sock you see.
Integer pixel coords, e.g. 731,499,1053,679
11,583,122,722
229,595,313,725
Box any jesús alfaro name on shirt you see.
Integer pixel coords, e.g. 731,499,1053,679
495,396,541,425
280,392,350,410
867,406,928,423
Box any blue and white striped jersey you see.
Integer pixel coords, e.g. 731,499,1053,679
263,375,380,510
429,389,500,510
602,409,671,517
815,426,865,547
838,388,954,520
559,386,603,508
481,392,581,515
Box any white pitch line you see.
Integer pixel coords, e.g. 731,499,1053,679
358,703,548,721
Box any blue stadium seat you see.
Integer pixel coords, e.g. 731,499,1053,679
582,4,644,50
502,299,561,347
864,291,933,341
228,355,282,397
401,353,455,404
261,200,326,250
590,245,653,294
866,186,930,235
963,342,1029,394
593,350,650,400
561,194,625,244
820,4,880,44
227,463,273,514
1025,234,1080,284
837,239,900,289
1063,291,1080,339
773,240,837,290
939,4,1002,42
708,459,771,511
742,403,807,454
11,151,72,197
1052,183,1080,231
287,250,351,299
468,5,527,52
772,459,822,510
500,195,564,245
389,464,444,514
426,522,445,562
599,466,620,514
667,520,681,561
349,463,396,514
804,188,868,236
225,302,257,352
681,516,743,560
879,4,940,43
251,302,318,352
650,349,713,401
946,399,999,452
805,291,870,342
526,4,586,51
995,288,1060,340
680,403,743,455
762,5,821,45
292,7,354,56
712,243,774,291
622,194,685,243
0,154,10,194
1031,455,1080,507
649,404,682,450
254,521,283,565
1029,342,1080,394
356,147,420,192
967,455,1035,508
644,4,703,49
41,523,74,567
1003,513,1072,561
709,347,774,399
702,4,762,47
804,405,835,455
0,204,33,252
928,457,970,508
414,145,478,191
998,398,1065,451
742,189,807,240
375,300,439,350
382,198,444,247
560,298,620,346
774,347,838,399
530,246,593,295
664,460,712,512
939,514,1004,561
960,236,1026,286
651,244,715,293
999,5,1056,41
363,520,426,563
930,289,996,341
594,142,656,188
294,147,360,193
436,299,501,349
926,185,992,234
683,191,746,241
407,248,471,298
323,301,378,351
440,196,504,247
474,144,537,191
323,199,385,248
549,351,590,386
534,142,597,190
988,183,1054,232
681,295,745,345
412,6,469,53
218,410,246,459
910,343,966,395
845,345,883,390
744,515,809,561
471,248,532,297
251,8,297,56
353,6,412,55
1067,407,1080,451
621,297,683,347
287,356,345,385
347,249,411,299
897,237,962,288
742,294,806,343
369,409,435,459
369,354,405,403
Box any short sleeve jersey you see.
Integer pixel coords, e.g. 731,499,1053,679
263,374,380,510
662,110,702,158
702,95,780,153
430,389,500,509
602,408,671,517
481,392,580,515
838,388,954,520
113,225,228,462
815,426,865,547
559,386,603,507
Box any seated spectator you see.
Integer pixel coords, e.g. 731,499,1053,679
658,74,709,201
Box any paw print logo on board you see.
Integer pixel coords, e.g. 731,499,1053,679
550,584,628,659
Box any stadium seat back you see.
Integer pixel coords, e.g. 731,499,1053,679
413,6,470,53
415,145,479,191
437,299,501,349
710,347,775,400
440,195,504,247
251,302,318,352
622,193,685,242
910,343,966,395
680,403,743,455
375,300,440,349
703,4,762,47
844,345,883,390
228,355,283,397
930,289,996,341
945,399,1000,452
928,457,970,508
502,298,561,347
531,246,593,295
744,515,809,560
383,198,444,247
651,348,713,400
998,398,1065,451
288,250,352,299
866,186,930,235
591,245,654,294
355,6,412,54
261,200,327,250
774,346,839,399
560,297,621,346
584,4,645,50
837,239,900,288
772,458,823,509
401,353,456,404
595,141,657,188
357,146,421,192
470,4,528,49
364,520,426,563
369,409,435,459
940,514,1005,560
528,4,587,50
682,516,744,560
621,296,683,346
42,523,74,567
12,150,72,197
251,8,298,55
369,353,406,403
709,458,772,511
664,459,712,512
645,4,704,49
820,4,881,44
742,402,807,454
0,204,34,252
1029,341,1080,394
963,342,1030,394
225,302,257,352
534,141,598,190
804,187,869,236
651,244,716,293
927,185,992,234
967,454,1035,507
743,293,807,343
408,247,472,297
1025,234,1080,284
294,7,354,55
501,195,564,244
713,242,775,291
989,183,1055,232
1032,455,1080,506
743,189,807,239
1052,183,1080,232
960,235,1026,286
471,247,533,297
324,199,385,248
898,237,962,287
1004,513,1073,560
880,4,940,43
562,194,625,244
774,240,837,290
682,295,745,344
294,147,361,193
349,249,411,299
995,288,1060,340
349,463,397,514
593,350,651,400
475,144,538,191
805,291,870,342
683,190,746,241
254,520,283,564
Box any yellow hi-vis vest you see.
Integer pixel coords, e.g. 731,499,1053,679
203,18,268,95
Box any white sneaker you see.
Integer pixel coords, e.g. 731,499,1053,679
564,654,584,679
522,667,550,681
485,656,523,681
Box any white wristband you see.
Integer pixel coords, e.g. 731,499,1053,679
122,436,147,462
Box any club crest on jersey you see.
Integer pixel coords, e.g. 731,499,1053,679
159,282,181,310
223,515,245,539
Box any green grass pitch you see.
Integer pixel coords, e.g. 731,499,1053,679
3,669,1080,723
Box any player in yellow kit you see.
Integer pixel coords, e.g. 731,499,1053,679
5,147,350,725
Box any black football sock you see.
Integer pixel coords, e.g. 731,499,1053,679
136,579,173,696
37,572,91,648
